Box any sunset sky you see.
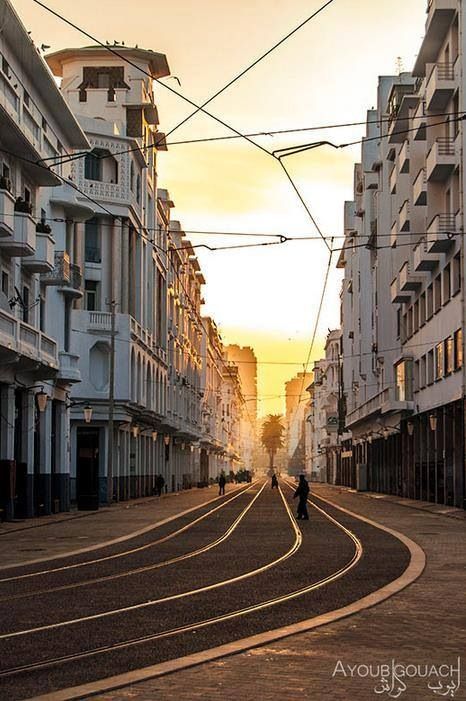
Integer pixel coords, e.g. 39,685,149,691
15,0,427,414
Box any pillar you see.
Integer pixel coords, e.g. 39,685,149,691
38,399,52,515
53,401,70,512
0,385,16,520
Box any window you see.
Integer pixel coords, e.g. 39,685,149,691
130,161,135,191
395,359,413,401
419,292,426,327
413,300,419,334
39,294,45,332
427,350,434,385
23,90,30,107
435,343,444,380
434,275,442,313
407,307,413,338
426,284,433,320
22,285,29,324
84,280,99,311
1,271,8,297
454,328,463,370
420,355,426,390
136,174,141,204
85,218,101,263
452,253,461,295
446,337,454,375
97,72,110,89
443,264,451,304
84,152,102,181
2,56,10,77
414,360,420,393
400,313,407,344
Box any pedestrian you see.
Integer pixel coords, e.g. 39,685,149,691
293,474,310,520
218,472,226,496
271,473,279,489
156,474,165,497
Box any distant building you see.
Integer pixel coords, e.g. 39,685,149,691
284,371,313,475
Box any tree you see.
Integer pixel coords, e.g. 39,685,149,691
261,414,285,472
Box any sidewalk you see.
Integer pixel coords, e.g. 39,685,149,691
95,483,466,701
0,485,232,569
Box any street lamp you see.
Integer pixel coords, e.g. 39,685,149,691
83,404,93,424
181,442,186,450
383,427,390,441
429,414,438,432
164,435,170,446
407,421,414,437
35,388,48,413
132,425,139,438
368,434,373,445
152,431,158,442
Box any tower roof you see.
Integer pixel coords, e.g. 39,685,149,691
45,45,170,79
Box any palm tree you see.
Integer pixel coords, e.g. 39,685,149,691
261,414,285,472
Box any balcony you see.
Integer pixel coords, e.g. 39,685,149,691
413,238,441,271
57,351,81,384
41,251,70,286
48,183,95,219
413,168,427,205
22,231,54,273
426,61,456,111
426,137,457,181
0,188,15,237
0,307,58,371
398,140,410,173
399,200,410,232
88,311,113,332
0,212,36,257
60,264,82,299
413,0,457,77
399,261,423,292
426,213,457,253
391,277,411,304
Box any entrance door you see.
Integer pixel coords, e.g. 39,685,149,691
200,449,209,486
76,427,100,510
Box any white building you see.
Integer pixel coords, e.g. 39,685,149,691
339,0,465,507
45,44,173,506
0,0,90,519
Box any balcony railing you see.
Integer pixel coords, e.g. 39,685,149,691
41,251,70,286
426,213,457,253
0,307,58,367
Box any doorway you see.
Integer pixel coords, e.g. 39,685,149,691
76,427,100,510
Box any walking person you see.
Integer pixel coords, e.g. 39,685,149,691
218,472,226,496
156,474,165,497
271,473,279,489
293,474,310,520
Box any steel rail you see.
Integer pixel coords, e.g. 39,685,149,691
0,484,301,642
0,482,266,603
0,482,362,679
0,483,256,585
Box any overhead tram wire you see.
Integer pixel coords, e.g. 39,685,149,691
30,0,334,250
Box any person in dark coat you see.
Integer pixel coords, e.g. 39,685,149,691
218,473,226,495
271,473,279,489
293,474,310,520
156,474,165,497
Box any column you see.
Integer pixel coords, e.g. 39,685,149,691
121,221,129,314
53,401,70,512
73,223,85,310
38,399,52,515
0,385,16,520
20,390,35,518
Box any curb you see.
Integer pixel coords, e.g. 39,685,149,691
27,491,426,701
0,484,250,572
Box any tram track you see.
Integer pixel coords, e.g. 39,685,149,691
0,483,256,586
0,482,265,603
0,481,367,684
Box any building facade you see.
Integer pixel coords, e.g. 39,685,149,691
0,0,90,519
338,0,465,508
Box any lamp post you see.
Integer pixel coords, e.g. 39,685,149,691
35,388,48,413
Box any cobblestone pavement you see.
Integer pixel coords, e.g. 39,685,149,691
95,484,466,701
0,486,238,568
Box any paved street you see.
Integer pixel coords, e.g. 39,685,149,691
0,480,414,700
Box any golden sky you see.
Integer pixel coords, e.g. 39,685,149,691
15,0,427,414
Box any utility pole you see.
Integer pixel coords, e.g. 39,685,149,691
107,299,117,503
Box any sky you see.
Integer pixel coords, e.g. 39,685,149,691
15,0,427,414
